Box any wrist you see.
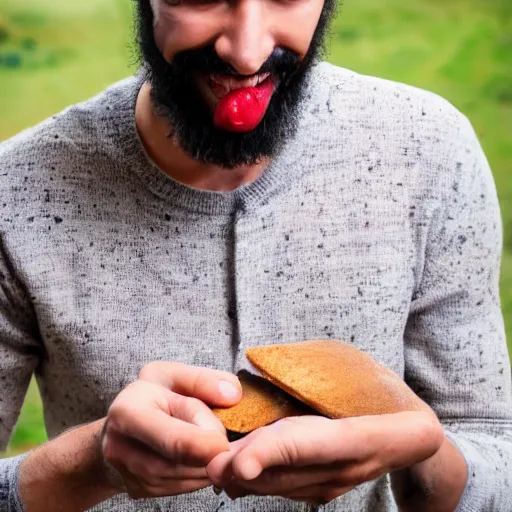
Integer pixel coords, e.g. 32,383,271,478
391,434,468,512
19,418,120,512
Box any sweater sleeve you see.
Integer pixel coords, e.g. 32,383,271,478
403,112,512,511
0,235,44,511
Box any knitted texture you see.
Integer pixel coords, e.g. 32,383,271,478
0,61,511,511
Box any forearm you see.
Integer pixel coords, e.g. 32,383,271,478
18,418,120,512
391,435,468,512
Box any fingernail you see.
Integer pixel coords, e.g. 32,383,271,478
219,380,240,400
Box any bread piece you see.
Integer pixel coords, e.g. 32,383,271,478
212,370,313,433
246,340,426,419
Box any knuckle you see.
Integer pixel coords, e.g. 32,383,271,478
171,434,193,462
139,361,185,383
138,361,162,380
275,437,299,466
109,383,139,413
191,367,208,397
412,413,444,458
424,416,444,444
120,380,140,395
417,417,433,439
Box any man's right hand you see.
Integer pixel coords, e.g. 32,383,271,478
101,362,242,500
18,362,241,511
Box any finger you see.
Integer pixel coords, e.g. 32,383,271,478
122,474,212,500
108,383,229,465
218,463,349,496
229,416,339,481
223,456,393,497
139,361,242,407
116,411,228,465
167,391,227,433
210,448,395,494
284,483,356,505
104,430,210,485
207,433,254,485
223,480,354,503
113,379,224,431
229,412,443,480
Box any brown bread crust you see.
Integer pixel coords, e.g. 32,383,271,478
211,370,313,433
246,340,426,419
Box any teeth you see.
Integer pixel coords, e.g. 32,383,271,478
258,72,270,84
230,75,258,89
209,72,270,92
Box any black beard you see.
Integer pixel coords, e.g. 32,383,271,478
134,0,337,169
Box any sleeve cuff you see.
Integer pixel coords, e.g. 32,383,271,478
6,452,33,512
444,431,492,512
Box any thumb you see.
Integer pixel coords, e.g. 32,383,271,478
138,361,242,407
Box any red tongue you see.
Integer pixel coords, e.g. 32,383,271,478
214,78,275,133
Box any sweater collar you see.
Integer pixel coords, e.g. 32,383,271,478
108,63,329,216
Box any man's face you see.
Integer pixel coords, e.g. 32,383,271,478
136,0,336,169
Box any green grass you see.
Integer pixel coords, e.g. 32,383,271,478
2,380,47,457
0,0,511,455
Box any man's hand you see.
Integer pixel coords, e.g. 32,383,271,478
18,362,241,512
100,362,242,500
206,411,444,506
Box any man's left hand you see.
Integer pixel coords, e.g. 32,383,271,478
206,411,444,505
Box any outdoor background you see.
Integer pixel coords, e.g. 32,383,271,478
1,0,511,456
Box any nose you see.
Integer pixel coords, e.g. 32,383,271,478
214,0,275,76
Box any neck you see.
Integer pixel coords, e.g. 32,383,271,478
135,82,270,192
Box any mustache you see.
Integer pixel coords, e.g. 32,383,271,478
171,44,302,81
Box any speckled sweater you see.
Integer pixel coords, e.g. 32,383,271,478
0,61,511,512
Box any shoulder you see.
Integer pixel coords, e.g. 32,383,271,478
308,62,486,190
311,61,471,137
0,73,140,166
0,73,141,227
0,73,141,182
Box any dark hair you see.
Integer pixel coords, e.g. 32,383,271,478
132,0,339,169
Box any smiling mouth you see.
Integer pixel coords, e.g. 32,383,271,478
206,72,272,100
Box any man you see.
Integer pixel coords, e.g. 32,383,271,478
0,0,511,510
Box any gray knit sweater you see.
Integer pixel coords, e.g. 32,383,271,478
1,61,511,512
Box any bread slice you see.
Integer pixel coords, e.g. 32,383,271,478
246,340,426,419
211,370,313,433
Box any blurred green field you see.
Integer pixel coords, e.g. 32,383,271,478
1,0,511,456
